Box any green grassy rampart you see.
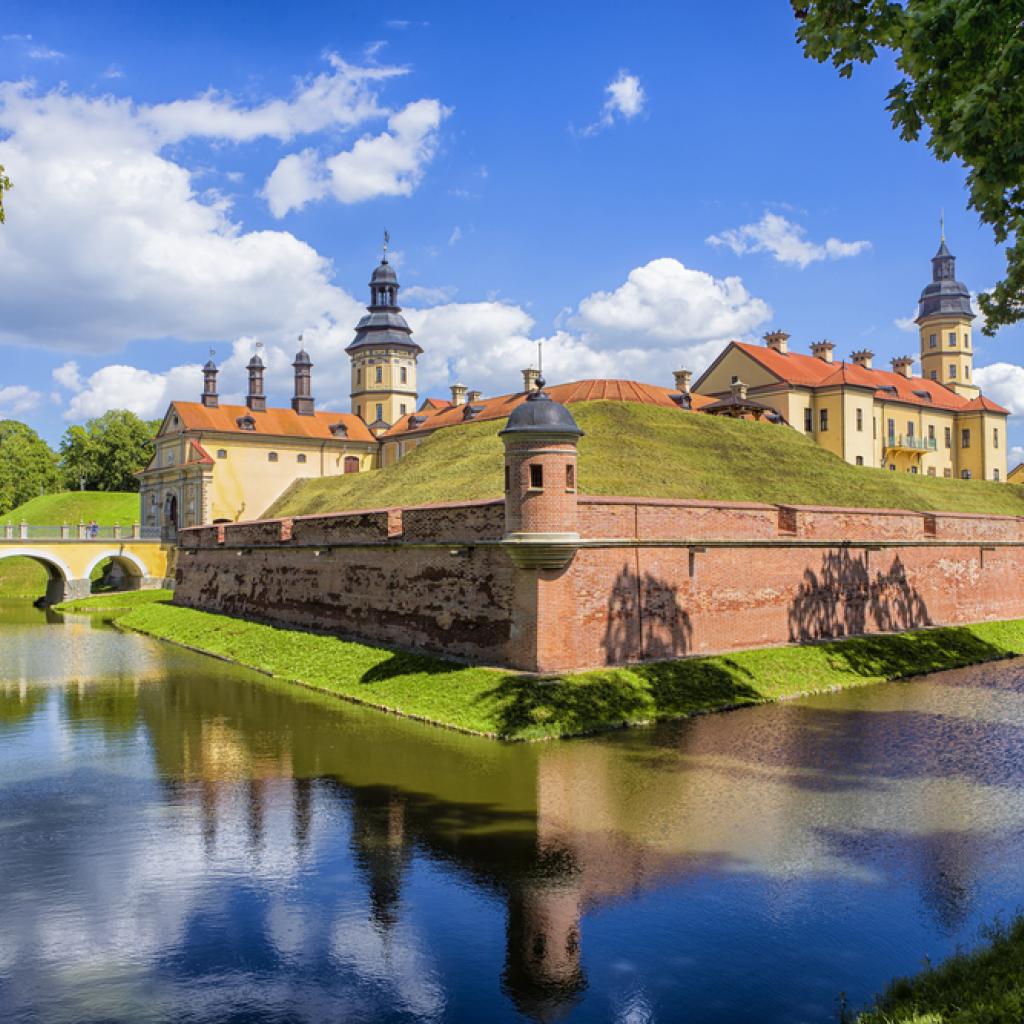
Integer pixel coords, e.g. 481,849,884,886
0,491,140,597
115,602,1024,741
267,401,1024,519
856,916,1024,1023
52,589,173,613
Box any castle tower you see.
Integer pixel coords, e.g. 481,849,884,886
346,237,422,428
291,345,315,416
201,357,219,409
246,352,266,412
499,379,583,570
916,231,979,397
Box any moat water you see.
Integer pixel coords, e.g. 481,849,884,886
4,601,1024,1023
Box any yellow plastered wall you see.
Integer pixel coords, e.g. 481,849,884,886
696,348,780,395
919,317,974,388
955,413,1006,482
840,394,874,467
809,391,844,460
350,347,418,426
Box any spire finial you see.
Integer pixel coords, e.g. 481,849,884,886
382,229,390,264
209,347,215,360
536,340,545,390
940,208,945,243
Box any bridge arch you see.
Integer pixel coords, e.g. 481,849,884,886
0,548,73,583
83,549,149,582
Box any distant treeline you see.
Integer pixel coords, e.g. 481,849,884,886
0,410,159,516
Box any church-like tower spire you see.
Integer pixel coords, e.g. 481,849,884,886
916,230,978,397
346,234,422,430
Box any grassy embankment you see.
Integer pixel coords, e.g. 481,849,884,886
52,589,173,613
267,400,1024,518
856,916,1024,1023
110,601,1024,741
0,492,139,598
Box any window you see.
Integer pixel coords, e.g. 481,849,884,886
948,332,956,347
566,464,576,490
872,418,877,439
944,468,951,478
731,375,739,384
344,456,360,474
944,426,951,449
928,334,936,348
965,334,971,350
400,404,407,416
237,415,256,431
994,428,1000,448
165,450,175,465
887,418,895,439
355,405,361,419
216,449,227,459
927,467,936,477
965,364,971,379
928,424,935,442
504,465,510,491
375,366,383,383
856,408,863,432
910,466,918,474
529,464,544,489
400,367,408,384
906,421,914,437
297,454,307,464
949,363,958,378
930,370,937,380
268,452,278,462
375,403,384,422
961,469,972,480
356,368,362,385
819,408,828,432
994,469,1000,481
855,455,864,466
962,428,971,448
803,408,813,432
889,464,896,471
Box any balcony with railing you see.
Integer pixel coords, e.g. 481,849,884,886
884,434,937,454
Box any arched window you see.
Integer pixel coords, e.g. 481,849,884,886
297,453,307,464
375,366,383,383
344,456,360,474
400,366,407,384
376,403,384,421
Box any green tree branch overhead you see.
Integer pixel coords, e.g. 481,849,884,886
0,163,10,224
59,410,157,492
793,0,1024,334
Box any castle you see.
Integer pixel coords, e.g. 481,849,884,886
139,234,1008,537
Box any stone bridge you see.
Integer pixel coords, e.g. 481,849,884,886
0,523,172,604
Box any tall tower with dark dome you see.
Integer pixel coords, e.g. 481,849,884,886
916,232,979,397
346,236,422,429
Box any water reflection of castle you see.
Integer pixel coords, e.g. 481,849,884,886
69,656,997,1021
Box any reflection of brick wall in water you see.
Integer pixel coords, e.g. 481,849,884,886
175,497,1024,673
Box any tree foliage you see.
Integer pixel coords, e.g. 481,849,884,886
59,410,157,493
793,0,1024,333
0,163,10,224
0,420,60,516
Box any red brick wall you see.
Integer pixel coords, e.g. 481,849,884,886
177,497,1024,673
503,439,578,535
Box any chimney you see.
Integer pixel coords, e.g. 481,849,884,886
673,368,693,393
810,340,835,363
730,379,749,401
851,349,874,369
201,358,219,409
450,382,468,406
467,389,483,404
291,346,315,416
891,355,914,378
246,353,266,412
522,367,541,392
764,330,790,354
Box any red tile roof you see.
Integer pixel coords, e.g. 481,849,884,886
187,439,214,465
382,379,713,439
731,342,1008,414
170,402,376,442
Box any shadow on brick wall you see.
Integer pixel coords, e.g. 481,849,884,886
603,566,693,665
788,551,931,644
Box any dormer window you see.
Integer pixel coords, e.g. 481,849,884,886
237,415,256,431
329,422,348,438
462,404,485,420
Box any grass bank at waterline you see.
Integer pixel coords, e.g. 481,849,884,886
52,589,174,614
117,603,1024,741
856,916,1024,1023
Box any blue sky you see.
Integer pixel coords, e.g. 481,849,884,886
1,0,1022,453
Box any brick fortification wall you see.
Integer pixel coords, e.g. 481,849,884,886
175,496,1024,673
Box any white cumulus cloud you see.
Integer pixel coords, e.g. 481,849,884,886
707,211,871,269
580,70,646,136
973,363,1024,415
0,384,42,415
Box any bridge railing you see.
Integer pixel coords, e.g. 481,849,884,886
0,523,162,542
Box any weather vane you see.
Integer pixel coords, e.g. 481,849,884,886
382,229,390,262
940,208,945,242
536,340,545,390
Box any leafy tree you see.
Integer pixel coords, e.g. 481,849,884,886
793,0,1024,333
59,410,157,493
0,163,10,224
0,421,60,516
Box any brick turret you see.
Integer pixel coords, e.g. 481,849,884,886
499,378,583,569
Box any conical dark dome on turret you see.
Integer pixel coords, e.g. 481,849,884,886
917,237,975,321
346,257,423,355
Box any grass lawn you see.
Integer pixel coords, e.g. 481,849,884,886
0,491,140,598
266,401,1024,519
53,589,173,613
117,602,1024,741
856,916,1024,1023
